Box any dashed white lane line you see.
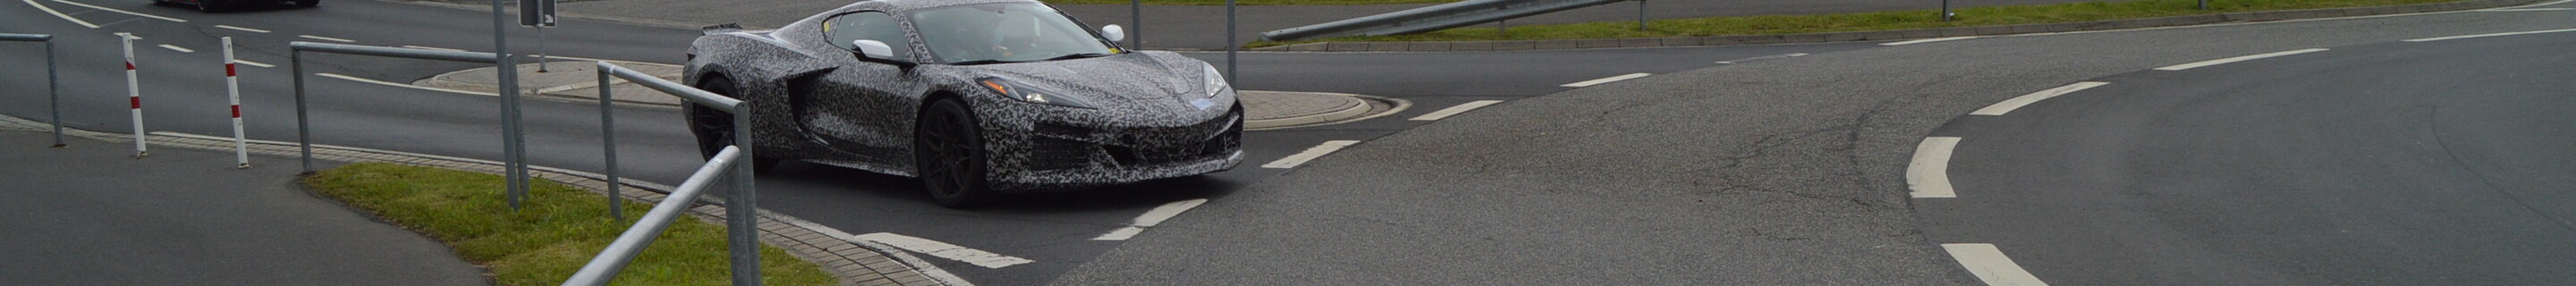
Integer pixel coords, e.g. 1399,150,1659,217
1561,72,1651,88
2403,28,2576,42
48,0,185,22
1263,140,1360,169
1091,198,1209,241
1944,243,2052,286
298,35,357,43
317,73,486,96
400,45,464,52
2153,48,2329,71
1882,36,1981,46
23,0,100,29
1909,137,1962,198
1409,100,1504,122
1971,81,2109,115
156,44,191,53
852,232,1034,269
213,25,269,33
232,59,273,68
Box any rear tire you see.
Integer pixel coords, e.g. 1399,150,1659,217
295,0,317,7
195,0,224,13
916,98,993,208
686,77,781,172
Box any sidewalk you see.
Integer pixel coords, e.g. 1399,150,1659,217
0,130,489,285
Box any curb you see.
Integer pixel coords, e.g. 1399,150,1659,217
1253,0,2546,52
1241,90,1371,130
0,116,955,286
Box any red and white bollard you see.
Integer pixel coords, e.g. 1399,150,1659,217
223,37,248,169
119,32,148,158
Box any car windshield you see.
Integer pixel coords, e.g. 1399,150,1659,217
910,3,1117,64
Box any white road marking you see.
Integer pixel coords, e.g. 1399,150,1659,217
48,0,185,22
1715,53,1808,64
1909,137,1962,198
2153,48,2329,71
298,35,357,43
213,25,269,33
23,0,100,29
1409,100,1504,121
317,73,487,96
400,45,464,52
1263,140,1361,169
541,55,679,66
2402,28,2576,42
156,44,191,53
1972,82,2109,115
1560,72,1651,88
775,219,976,286
232,59,273,68
1882,36,1981,46
2484,0,2576,10
2480,7,2574,12
1092,198,1209,240
852,232,1033,269
1944,244,2052,286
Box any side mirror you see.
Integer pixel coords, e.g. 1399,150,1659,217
1100,25,1125,43
851,39,894,60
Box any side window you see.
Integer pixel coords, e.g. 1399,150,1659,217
824,12,912,61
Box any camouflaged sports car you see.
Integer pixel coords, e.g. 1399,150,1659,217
682,0,1243,207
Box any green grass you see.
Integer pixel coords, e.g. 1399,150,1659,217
304,163,838,286
1257,0,2462,46
1040,0,1453,4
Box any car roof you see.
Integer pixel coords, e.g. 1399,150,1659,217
842,0,1040,13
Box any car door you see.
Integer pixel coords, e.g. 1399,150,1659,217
798,11,929,164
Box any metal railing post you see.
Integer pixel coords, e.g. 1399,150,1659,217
284,43,507,173
1636,0,1647,30
1943,0,1953,21
1,33,65,147
292,50,311,173
1226,0,1237,85
120,33,148,158
562,147,742,286
577,63,757,286
492,0,528,211
1130,0,1142,48
597,63,622,222
728,101,759,286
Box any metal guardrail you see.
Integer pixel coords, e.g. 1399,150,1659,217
286,42,536,209
2,33,64,148
1261,0,1631,41
564,62,761,286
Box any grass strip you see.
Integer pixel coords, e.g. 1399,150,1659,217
304,163,838,286
1256,0,2465,46
1042,0,1453,4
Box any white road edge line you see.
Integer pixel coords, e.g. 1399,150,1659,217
1560,72,1651,88
48,0,186,22
1409,100,1504,121
2484,0,2576,10
2154,48,2329,71
214,24,269,33
1715,53,1808,64
2403,28,2576,42
400,45,464,52
852,232,1034,269
1883,36,1981,46
1092,198,1210,240
157,44,192,53
22,0,100,29
777,221,976,286
317,73,487,96
1909,137,1962,198
2479,7,2575,11
298,35,357,43
232,59,274,68
1944,244,2052,286
1972,82,2109,115
1263,140,1361,169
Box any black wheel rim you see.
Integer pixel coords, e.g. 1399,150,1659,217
692,105,733,158
919,105,980,198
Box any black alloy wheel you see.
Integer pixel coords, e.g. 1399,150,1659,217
916,98,993,208
195,0,223,12
686,77,780,172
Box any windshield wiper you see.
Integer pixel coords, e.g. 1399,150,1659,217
1041,53,1114,62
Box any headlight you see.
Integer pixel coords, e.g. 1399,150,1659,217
979,78,1096,109
1200,64,1230,98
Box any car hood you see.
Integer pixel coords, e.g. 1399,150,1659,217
962,53,1210,110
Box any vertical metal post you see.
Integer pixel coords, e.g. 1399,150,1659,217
2199,0,2209,10
1497,20,1507,36
1942,0,1953,21
598,65,622,222
224,37,250,169
1224,0,1237,85
292,51,312,173
495,0,527,210
1129,0,1141,48
47,38,64,148
538,27,550,72
1637,0,1648,30
727,106,758,286
119,33,148,158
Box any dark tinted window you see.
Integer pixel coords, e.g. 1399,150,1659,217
824,12,912,61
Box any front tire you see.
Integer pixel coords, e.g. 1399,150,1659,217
294,0,317,7
916,98,993,208
686,76,781,172
195,0,224,12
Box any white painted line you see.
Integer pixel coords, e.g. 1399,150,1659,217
1263,140,1360,169
1092,198,1209,240
318,73,487,96
1971,82,2109,115
777,219,976,286
2153,48,2329,71
1909,137,1962,198
1882,36,1981,46
232,59,273,68
542,55,680,67
852,232,1033,269
1715,53,1808,64
156,44,192,53
2402,28,2576,42
1944,244,2052,286
1409,100,1504,121
22,0,100,29
213,25,269,33
1560,72,1651,88
2480,7,2574,11
400,45,464,52
49,0,186,22
2484,0,2576,10
298,35,357,43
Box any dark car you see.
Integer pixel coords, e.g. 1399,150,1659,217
682,0,1243,207
157,0,317,12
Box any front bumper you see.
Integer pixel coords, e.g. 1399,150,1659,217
981,106,1245,192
